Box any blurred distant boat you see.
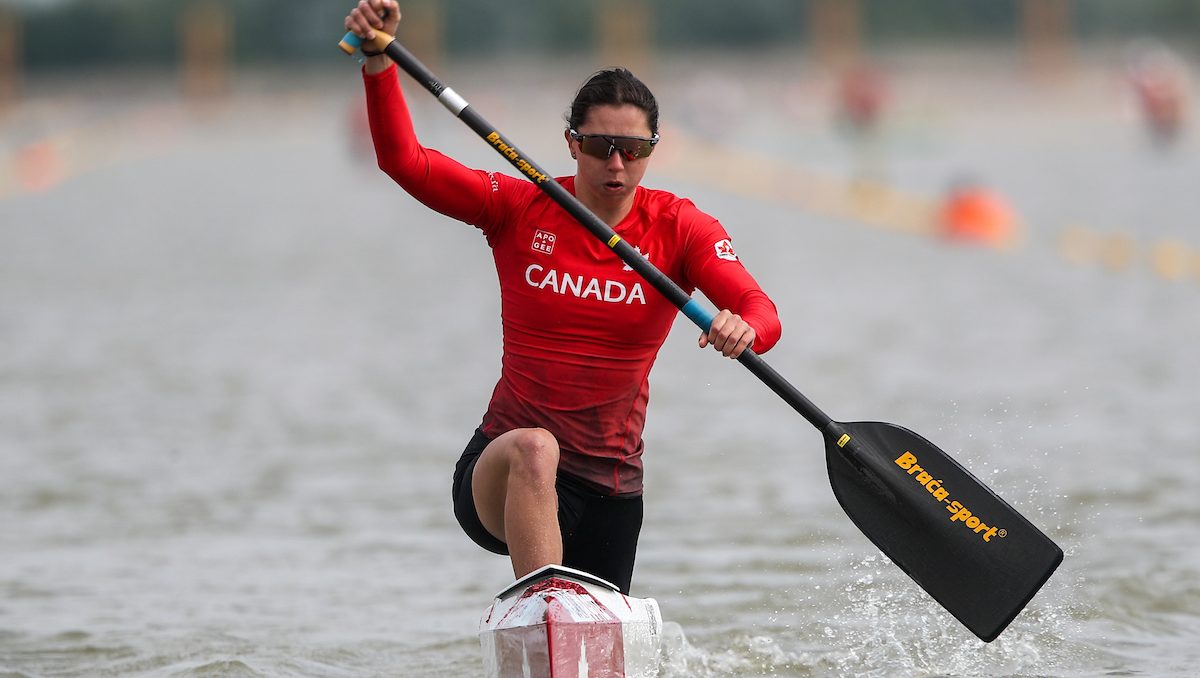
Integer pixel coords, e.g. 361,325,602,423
480,565,663,678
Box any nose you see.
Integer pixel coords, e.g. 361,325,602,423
605,149,626,169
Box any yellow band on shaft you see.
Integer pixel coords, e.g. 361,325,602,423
368,30,395,53
607,235,621,248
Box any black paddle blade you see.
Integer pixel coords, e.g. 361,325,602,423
824,420,1063,642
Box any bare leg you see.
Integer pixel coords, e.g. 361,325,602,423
471,427,563,579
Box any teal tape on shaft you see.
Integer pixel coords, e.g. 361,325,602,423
681,299,714,330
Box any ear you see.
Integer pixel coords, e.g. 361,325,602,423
564,129,576,159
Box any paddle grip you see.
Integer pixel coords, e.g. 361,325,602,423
338,31,363,55
338,6,393,56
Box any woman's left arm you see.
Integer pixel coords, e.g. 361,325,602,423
682,217,782,357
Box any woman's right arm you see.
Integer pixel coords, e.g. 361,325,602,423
363,66,492,223
348,0,492,224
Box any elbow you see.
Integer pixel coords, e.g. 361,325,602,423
374,146,429,192
745,297,782,353
753,318,782,354
371,138,413,183
376,155,403,182
376,158,419,192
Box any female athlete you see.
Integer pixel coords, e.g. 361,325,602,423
345,0,781,594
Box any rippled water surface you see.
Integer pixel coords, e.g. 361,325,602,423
3,54,1199,676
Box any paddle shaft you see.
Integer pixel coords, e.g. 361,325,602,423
344,31,835,432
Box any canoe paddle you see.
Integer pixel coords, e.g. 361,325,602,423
338,29,1063,643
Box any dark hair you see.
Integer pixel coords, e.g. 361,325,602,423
566,68,659,136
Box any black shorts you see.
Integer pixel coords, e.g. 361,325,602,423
452,427,644,594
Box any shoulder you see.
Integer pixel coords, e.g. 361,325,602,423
637,187,721,244
636,186,715,226
489,171,568,209
512,174,574,201
482,174,573,239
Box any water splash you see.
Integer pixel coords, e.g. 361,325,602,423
657,622,822,677
655,552,1101,677
819,553,1093,677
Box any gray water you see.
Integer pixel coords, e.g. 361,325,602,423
3,53,1199,677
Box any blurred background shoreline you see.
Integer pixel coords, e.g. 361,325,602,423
6,32,1196,280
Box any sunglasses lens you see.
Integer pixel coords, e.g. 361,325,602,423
575,135,657,161
613,139,654,160
579,137,614,160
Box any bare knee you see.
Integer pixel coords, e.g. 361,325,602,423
506,427,560,481
470,428,562,551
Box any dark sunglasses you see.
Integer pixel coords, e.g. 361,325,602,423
569,129,660,161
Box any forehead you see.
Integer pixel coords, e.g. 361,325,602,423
576,104,652,135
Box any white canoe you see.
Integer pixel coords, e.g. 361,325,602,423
479,565,663,678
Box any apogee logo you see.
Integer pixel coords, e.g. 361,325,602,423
531,230,556,255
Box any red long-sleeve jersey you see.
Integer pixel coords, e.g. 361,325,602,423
365,65,781,495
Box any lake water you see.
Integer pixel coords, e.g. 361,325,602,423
2,51,1199,676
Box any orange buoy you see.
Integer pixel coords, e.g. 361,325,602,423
939,182,1019,248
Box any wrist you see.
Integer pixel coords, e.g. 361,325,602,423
363,53,391,75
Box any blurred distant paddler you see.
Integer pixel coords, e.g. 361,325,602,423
344,0,782,594
836,64,889,134
1128,51,1188,145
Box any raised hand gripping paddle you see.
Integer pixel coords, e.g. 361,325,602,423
338,28,1063,642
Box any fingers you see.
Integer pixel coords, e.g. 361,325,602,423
698,310,755,358
346,0,399,39
344,3,373,40
360,0,384,29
